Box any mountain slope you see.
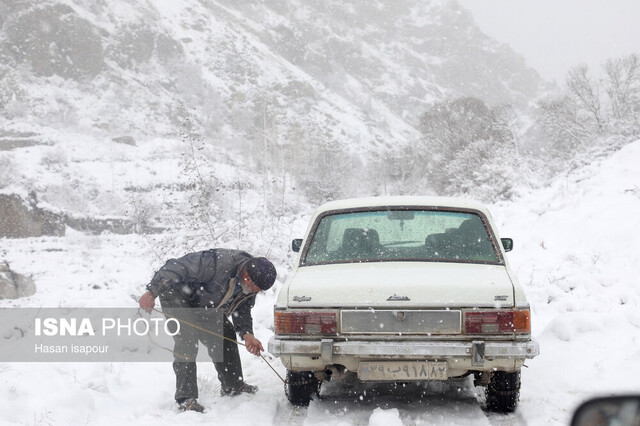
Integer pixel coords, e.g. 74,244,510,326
0,0,544,147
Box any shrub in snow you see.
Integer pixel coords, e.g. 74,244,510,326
40,146,69,168
534,54,640,177
445,138,517,202
0,155,17,188
0,64,26,117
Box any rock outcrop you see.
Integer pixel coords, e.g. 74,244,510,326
0,193,65,238
0,261,36,299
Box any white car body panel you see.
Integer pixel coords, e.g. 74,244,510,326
285,262,515,308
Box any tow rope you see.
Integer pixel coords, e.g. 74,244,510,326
137,305,286,384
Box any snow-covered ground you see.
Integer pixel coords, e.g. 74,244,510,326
1,140,639,425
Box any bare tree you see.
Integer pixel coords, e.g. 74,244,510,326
604,54,640,122
492,104,520,154
536,95,591,150
566,65,604,132
532,54,640,181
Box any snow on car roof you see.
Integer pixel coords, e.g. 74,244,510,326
313,196,491,215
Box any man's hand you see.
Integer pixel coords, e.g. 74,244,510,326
139,291,156,314
243,333,264,356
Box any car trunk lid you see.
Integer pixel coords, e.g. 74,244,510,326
286,261,514,309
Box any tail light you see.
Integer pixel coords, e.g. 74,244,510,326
464,310,530,334
275,311,338,335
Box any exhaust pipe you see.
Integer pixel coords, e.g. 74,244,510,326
325,365,346,379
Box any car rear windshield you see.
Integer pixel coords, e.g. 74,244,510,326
302,209,501,265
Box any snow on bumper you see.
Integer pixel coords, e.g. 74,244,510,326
268,337,540,365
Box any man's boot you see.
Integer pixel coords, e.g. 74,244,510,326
177,397,205,412
220,382,258,396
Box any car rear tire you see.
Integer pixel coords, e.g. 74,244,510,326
285,370,319,406
486,370,520,413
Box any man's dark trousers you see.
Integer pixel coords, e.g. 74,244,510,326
159,289,243,401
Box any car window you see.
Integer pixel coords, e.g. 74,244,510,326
303,209,500,265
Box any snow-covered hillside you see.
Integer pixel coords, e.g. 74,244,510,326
493,139,640,425
0,0,547,220
1,0,543,139
1,139,638,425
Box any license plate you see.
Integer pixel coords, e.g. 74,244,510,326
358,361,448,381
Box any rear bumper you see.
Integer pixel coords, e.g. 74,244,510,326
268,337,539,365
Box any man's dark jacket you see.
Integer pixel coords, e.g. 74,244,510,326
146,249,256,337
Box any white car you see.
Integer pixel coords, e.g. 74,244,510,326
268,196,539,412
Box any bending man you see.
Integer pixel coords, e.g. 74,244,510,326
139,249,277,412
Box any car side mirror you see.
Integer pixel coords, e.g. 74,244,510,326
571,395,640,426
501,238,513,252
292,239,303,252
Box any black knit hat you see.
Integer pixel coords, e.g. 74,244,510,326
245,257,277,290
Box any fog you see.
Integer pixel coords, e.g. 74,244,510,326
459,0,640,82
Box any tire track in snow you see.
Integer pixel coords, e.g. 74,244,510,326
272,401,308,426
